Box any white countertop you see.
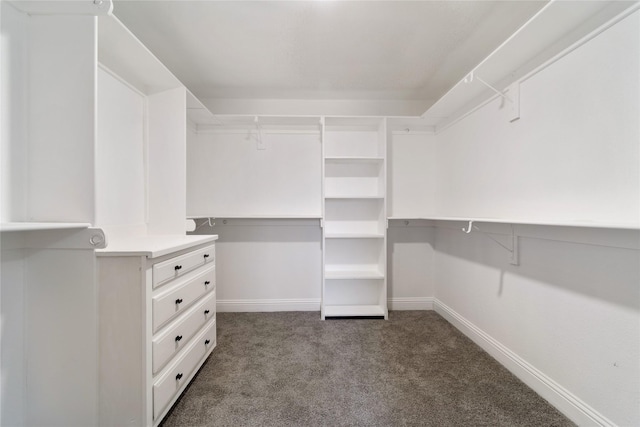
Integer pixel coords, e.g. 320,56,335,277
96,234,218,258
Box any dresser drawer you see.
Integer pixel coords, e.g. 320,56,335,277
153,318,216,421
153,265,215,332
153,245,215,289
152,290,216,374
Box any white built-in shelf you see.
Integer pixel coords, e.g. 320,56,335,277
325,196,385,200
387,216,431,220
325,233,384,239
325,269,384,280
98,15,182,96
324,305,386,317
322,116,388,319
187,215,322,220
0,222,92,232
387,216,640,231
192,114,322,129
324,157,384,163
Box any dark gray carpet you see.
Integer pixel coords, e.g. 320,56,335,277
160,311,574,427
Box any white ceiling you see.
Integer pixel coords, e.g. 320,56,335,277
113,1,547,110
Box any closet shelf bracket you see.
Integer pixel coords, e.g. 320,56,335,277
464,72,520,122
195,217,216,231
462,221,519,266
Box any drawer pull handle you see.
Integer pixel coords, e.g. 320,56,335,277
204,281,210,285
176,373,183,381
205,339,211,345
204,310,210,315
174,265,182,271
175,298,183,305
175,335,183,342
204,254,210,259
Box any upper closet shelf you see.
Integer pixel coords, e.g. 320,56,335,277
191,115,323,132
422,1,638,131
0,222,92,232
325,157,384,163
98,14,217,128
388,216,640,231
10,0,112,15
98,15,181,95
187,215,322,220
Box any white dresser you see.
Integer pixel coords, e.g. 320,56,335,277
97,234,218,426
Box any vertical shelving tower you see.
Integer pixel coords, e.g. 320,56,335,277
322,117,388,319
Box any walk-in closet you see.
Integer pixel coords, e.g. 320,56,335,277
1,1,638,426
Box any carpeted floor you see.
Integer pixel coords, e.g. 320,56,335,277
160,311,574,427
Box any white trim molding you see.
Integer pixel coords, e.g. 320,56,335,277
218,297,435,313
217,298,320,313
388,297,434,311
433,299,616,427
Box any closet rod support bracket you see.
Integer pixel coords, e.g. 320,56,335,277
510,230,519,266
462,221,519,266
464,72,520,122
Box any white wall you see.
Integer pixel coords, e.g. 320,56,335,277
386,132,437,308
95,68,146,231
434,226,640,426
187,130,322,217
435,11,639,226
1,1,28,223
0,9,29,422
387,132,436,217
192,219,322,312
0,240,26,426
27,15,96,223
387,221,435,309
432,11,640,426
147,87,187,235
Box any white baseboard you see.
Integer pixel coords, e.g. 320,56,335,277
434,299,615,427
218,297,435,313
217,298,320,312
388,297,434,311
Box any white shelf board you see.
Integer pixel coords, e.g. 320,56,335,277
1,222,92,232
324,305,386,317
387,216,432,220
410,216,640,231
325,196,385,200
187,214,322,220
325,270,384,280
324,157,384,163
324,233,384,239
98,15,182,95
324,116,384,129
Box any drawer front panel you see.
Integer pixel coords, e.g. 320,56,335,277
152,290,216,374
153,318,216,421
153,266,215,332
153,245,215,289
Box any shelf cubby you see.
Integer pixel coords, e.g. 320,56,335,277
324,279,386,317
324,238,385,277
324,160,385,199
324,198,385,237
